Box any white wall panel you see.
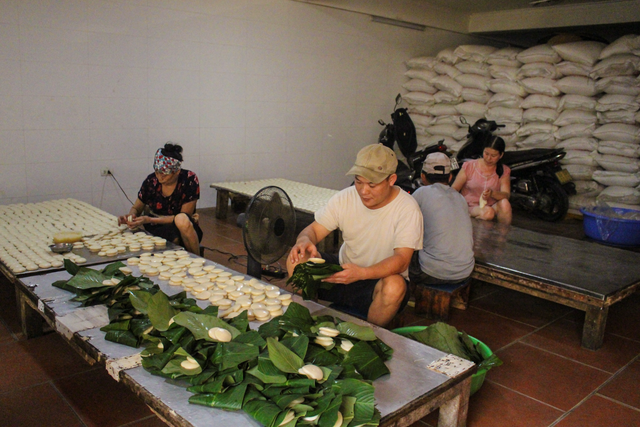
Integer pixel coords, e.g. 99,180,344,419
1,0,486,214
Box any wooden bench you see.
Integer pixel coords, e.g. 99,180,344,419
412,279,472,321
470,220,640,351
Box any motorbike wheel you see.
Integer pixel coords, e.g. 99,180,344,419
533,179,569,222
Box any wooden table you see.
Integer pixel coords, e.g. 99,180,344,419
9,260,476,427
210,178,343,252
210,178,338,219
471,219,640,350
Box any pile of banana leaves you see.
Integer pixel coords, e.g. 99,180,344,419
54,260,393,427
397,322,502,373
286,260,343,300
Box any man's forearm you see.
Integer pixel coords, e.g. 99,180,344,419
296,225,320,246
359,253,410,280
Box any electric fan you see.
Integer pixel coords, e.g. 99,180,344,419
242,186,296,279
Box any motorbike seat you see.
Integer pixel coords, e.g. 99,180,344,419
502,148,564,166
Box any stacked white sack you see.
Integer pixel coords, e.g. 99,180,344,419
589,35,640,210
402,36,640,213
404,45,497,153
544,41,606,211
513,44,563,150
486,47,524,150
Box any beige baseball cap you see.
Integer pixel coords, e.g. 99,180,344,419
422,152,451,175
346,144,398,184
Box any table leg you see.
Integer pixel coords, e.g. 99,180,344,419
582,305,609,351
216,190,229,220
15,285,44,339
438,376,471,427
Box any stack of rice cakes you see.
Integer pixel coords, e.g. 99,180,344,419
125,251,291,322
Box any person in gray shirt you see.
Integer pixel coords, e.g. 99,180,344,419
410,152,475,285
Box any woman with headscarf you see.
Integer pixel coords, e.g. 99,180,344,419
118,143,203,254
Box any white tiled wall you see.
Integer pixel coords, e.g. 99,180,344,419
0,0,484,215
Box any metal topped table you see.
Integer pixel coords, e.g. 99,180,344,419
471,219,640,350
12,260,475,427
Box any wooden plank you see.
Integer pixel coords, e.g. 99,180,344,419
215,189,229,219
471,266,598,311
582,305,609,351
380,374,473,427
15,286,44,339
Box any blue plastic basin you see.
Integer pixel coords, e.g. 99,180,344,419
580,207,640,247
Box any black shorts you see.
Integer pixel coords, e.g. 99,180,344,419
409,252,470,286
316,253,410,319
145,214,203,244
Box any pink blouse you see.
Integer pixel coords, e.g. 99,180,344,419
460,159,510,208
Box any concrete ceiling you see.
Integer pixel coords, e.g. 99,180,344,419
293,0,640,46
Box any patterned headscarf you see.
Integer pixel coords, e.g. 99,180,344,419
153,148,181,174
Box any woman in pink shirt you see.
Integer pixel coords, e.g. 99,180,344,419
452,136,512,224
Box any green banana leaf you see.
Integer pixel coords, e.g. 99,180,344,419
410,322,468,359
247,359,287,385
100,320,130,332
242,398,286,427
266,337,303,374
189,382,248,411
211,342,260,371
337,322,377,341
333,378,376,426
279,334,309,360
147,291,178,331
172,311,241,341
65,268,110,290
405,322,503,372
63,258,81,276
104,330,139,347
101,261,125,277
233,331,266,348
304,345,340,366
318,395,342,427
342,341,390,381
129,290,153,314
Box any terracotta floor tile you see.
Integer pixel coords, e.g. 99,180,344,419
421,381,563,427
470,288,574,327
555,395,640,427
408,306,536,351
0,333,93,394
54,368,153,427
598,359,640,410
0,383,83,427
0,320,13,343
468,280,501,302
489,343,611,411
522,318,640,373
124,415,170,427
605,292,640,342
200,231,241,249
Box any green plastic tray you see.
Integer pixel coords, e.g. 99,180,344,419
392,325,492,395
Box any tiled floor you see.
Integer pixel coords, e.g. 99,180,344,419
1,208,639,427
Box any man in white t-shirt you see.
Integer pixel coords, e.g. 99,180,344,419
287,144,423,326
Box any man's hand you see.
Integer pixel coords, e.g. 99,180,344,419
288,239,320,266
322,263,367,285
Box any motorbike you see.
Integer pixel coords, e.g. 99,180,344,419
378,94,448,193
455,119,576,222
